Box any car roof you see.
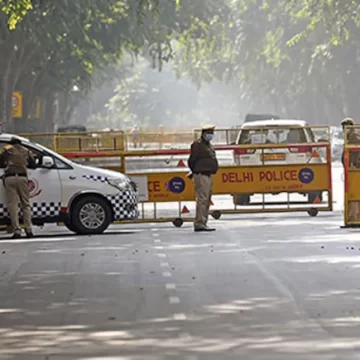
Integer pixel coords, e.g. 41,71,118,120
0,133,31,143
241,119,308,128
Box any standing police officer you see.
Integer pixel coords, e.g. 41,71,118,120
0,137,37,239
188,125,219,232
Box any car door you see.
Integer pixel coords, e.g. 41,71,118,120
0,141,62,221
25,144,62,219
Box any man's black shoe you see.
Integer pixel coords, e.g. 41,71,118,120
11,233,21,239
25,232,34,239
194,227,216,232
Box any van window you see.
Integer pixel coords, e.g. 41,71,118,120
238,128,308,144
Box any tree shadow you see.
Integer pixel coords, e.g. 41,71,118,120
1,216,360,359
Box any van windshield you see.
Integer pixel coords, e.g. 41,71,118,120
238,127,308,144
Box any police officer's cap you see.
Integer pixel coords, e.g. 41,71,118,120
341,117,354,126
9,136,22,145
201,124,216,131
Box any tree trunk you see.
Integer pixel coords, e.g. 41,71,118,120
0,42,16,132
43,91,57,133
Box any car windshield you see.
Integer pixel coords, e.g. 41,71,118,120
29,140,74,165
238,127,308,144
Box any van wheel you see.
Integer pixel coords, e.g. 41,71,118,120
71,196,112,235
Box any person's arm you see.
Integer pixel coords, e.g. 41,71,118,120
188,142,199,172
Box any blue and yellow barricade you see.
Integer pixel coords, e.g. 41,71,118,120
62,125,333,227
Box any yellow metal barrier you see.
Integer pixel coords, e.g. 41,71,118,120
54,131,125,153
62,125,333,226
125,132,195,150
19,132,57,150
19,131,126,153
343,125,360,227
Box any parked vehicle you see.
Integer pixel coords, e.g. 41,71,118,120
0,133,138,234
232,119,325,205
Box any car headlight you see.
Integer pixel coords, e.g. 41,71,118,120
108,177,132,191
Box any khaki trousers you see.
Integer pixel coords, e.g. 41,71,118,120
4,176,32,234
194,173,213,229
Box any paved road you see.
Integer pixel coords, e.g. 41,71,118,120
1,210,360,359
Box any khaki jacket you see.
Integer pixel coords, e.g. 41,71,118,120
0,144,36,176
188,137,219,175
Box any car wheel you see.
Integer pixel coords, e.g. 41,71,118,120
63,217,79,234
233,194,251,206
71,195,112,235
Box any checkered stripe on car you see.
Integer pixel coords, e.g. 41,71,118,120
0,202,61,218
82,175,108,183
107,191,138,220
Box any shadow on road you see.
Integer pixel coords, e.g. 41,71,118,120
1,216,360,359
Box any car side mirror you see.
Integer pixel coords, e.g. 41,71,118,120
41,156,54,168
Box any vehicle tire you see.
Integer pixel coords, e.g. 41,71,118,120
211,210,222,220
233,194,250,206
70,195,112,235
173,218,183,227
307,208,318,217
63,217,78,234
308,191,323,204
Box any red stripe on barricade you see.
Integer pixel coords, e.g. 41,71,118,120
62,142,329,159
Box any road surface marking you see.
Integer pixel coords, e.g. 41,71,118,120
155,246,164,250
152,233,159,237
169,296,180,304
154,239,161,243
166,283,176,290
157,253,166,258
173,313,187,320
162,271,172,277
161,262,169,267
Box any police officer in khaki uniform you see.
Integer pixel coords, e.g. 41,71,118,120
188,125,219,232
0,137,37,239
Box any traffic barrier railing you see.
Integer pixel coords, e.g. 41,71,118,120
20,130,195,153
19,130,126,153
62,126,333,226
193,127,241,145
125,132,195,150
342,125,360,227
194,125,332,146
19,132,57,150
54,131,126,153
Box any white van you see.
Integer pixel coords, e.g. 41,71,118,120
0,134,139,235
234,119,323,166
232,120,326,205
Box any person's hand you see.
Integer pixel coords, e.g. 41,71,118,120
186,172,193,180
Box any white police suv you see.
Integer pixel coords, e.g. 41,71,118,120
0,134,139,234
